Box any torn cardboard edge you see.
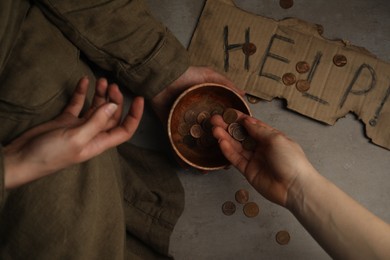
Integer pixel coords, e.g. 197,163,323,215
188,0,390,150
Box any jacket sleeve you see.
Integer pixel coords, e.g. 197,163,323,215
0,148,8,211
34,0,189,99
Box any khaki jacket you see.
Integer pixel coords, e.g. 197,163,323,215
0,0,188,258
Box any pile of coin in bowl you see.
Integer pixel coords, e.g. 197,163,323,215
178,106,256,151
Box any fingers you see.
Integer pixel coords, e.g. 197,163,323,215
68,97,144,159
85,97,144,156
216,130,248,173
76,102,119,142
84,79,124,127
92,78,109,108
241,116,283,146
105,83,124,128
63,76,89,116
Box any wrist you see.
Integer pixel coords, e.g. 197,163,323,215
285,164,321,212
3,149,23,190
3,148,43,190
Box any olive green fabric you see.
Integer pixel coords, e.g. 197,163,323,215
0,0,187,258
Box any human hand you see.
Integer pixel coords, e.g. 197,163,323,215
4,77,144,190
212,112,315,207
151,66,244,122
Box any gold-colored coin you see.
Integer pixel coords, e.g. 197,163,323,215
223,108,238,124
295,80,311,92
279,0,294,9
222,201,236,216
333,54,347,67
246,94,261,104
282,72,296,86
242,136,257,151
295,61,310,74
243,202,259,218
235,189,249,204
242,42,257,56
275,230,291,245
190,124,203,139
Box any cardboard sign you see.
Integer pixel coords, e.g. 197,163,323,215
188,0,390,150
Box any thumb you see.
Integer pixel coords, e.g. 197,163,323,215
75,103,118,141
242,116,275,143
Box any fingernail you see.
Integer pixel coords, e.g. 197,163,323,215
105,103,118,116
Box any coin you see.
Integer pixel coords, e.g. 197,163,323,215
246,94,261,104
282,72,296,86
333,54,347,67
223,108,238,124
279,0,294,9
211,104,225,115
232,125,247,142
242,42,257,56
242,136,257,151
228,122,240,136
178,123,190,136
295,61,310,74
235,189,249,204
184,110,197,124
190,124,203,139
243,202,259,218
275,230,291,245
197,111,210,124
295,80,310,92
222,201,236,216
316,24,324,35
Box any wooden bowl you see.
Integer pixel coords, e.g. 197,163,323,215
168,83,251,171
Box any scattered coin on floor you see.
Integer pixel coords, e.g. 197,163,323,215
282,72,296,86
295,79,311,92
222,201,236,216
243,202,259,218
333,54,347,67
316,24,324,35
246,94,261,104
223,108,238,124
295,61,310,74
235,189,249,204
275,230,291,245
279,0,294,9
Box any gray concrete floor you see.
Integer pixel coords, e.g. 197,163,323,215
132,0,390,259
